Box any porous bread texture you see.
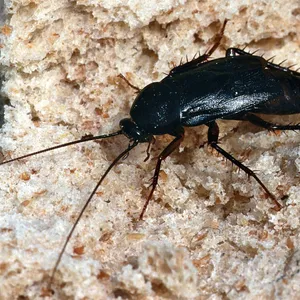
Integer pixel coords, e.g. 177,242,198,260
0,0,299,299
116,241,198,297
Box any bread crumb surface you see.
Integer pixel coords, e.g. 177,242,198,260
0,0,299,299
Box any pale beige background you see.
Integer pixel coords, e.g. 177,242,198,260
0,0,299,299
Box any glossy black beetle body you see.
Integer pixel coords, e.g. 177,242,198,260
123,51,300,138
119,45,300,218
1,21,300,287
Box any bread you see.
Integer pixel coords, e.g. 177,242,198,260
0,0,299,298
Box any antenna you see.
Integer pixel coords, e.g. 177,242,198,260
0,131,123,165
47,140,139,289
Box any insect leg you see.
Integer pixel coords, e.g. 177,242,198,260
207,121,282,210
169,19,228,76
226,48,262,57
226,48,300,76
139,129,184,220
204,19,228,57
226,47,248,57
244,113,300,131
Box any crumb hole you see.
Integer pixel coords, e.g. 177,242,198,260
249,21,259,30
256,9,264,16
292,8,300,16
113,289,131,299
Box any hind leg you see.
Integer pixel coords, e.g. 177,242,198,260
226,48,300,76
244,113,300,130
206,121,282,210
169,20,228,76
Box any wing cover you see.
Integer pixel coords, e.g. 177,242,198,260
164,56,285,126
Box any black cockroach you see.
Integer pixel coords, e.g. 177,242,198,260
1,20,300,288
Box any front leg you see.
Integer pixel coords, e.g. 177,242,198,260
140,129,184,219
207,121,282,210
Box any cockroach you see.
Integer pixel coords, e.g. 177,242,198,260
1,20,300,288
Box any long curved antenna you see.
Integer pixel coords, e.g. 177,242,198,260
0,131,123,165
47,140,139,290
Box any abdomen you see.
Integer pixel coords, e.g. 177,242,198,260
253,71,300,115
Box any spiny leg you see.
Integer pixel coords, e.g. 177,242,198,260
226,48,300,76
226,47,248,57
169,19,228,76
244,113,300,131
205,19,228,57
207,121,282,210
140,129,184,220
